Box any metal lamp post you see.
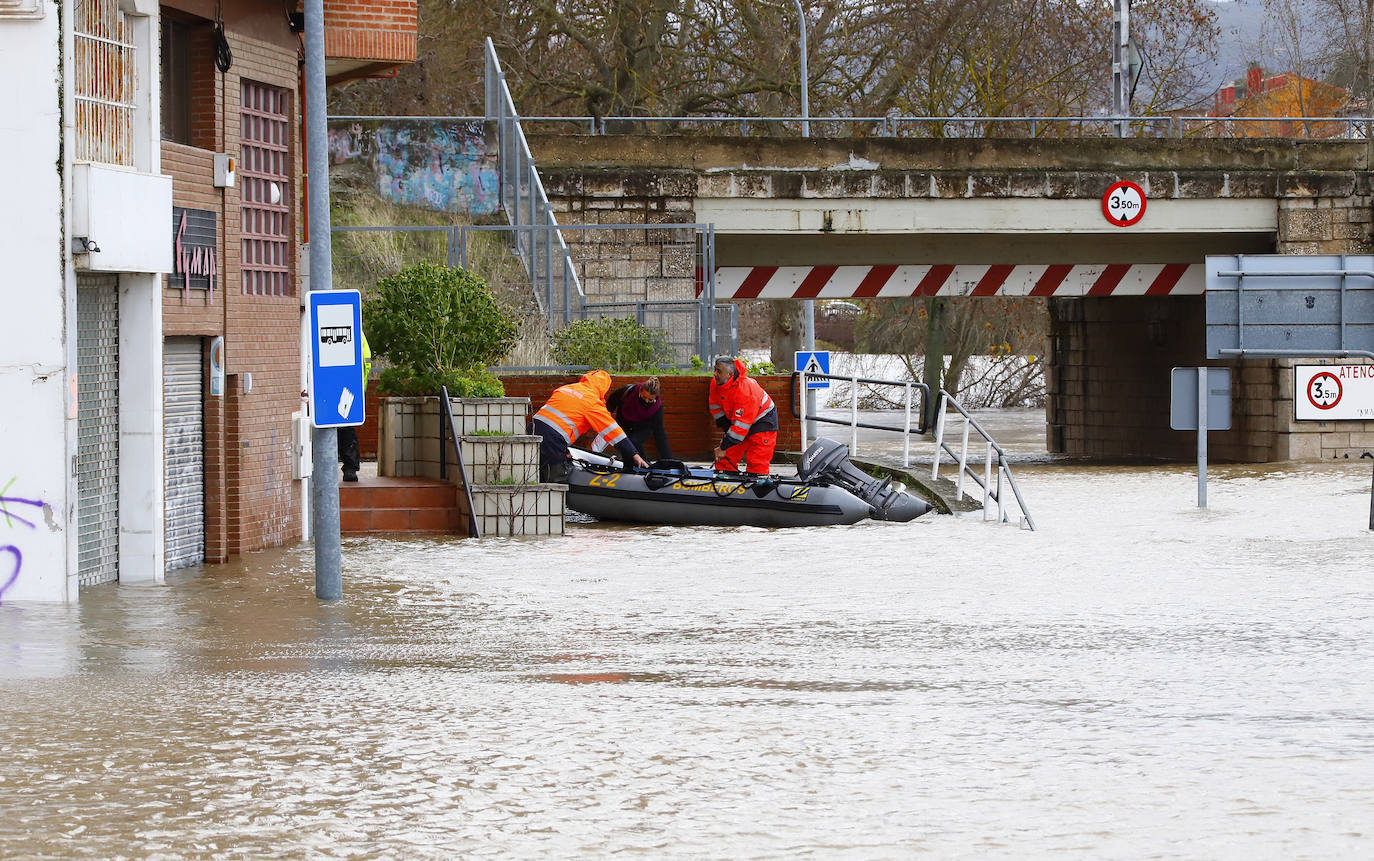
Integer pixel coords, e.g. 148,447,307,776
792,0,817,435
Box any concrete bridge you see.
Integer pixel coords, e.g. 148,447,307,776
528,133,1374,462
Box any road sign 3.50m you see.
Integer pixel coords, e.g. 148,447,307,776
1295,365,1374,421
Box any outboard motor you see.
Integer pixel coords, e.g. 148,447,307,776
797,439,932,522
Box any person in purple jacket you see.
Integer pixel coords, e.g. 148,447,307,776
605,376,674,461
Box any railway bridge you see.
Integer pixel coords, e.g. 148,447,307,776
527,133,1374,462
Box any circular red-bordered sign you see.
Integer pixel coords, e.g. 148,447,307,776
1102,180,1146,227
1307,371,1342,410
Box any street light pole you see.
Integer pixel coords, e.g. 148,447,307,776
792,0,817,438
793,0,809,138
305,0,343,599
1112,0,1130,138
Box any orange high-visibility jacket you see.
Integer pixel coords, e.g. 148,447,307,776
708,358,778,451
533,370,640,460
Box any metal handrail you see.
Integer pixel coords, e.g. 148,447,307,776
438,386,481,538
333,112,1374,140
484,38,583,324
790,371,930,468
789,370,1033,528
930,391,1035,530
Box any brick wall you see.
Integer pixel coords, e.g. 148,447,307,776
162,0,305,557
323,0,417,62
497,374,802,462
1046,296,1272,461
359,381,379,459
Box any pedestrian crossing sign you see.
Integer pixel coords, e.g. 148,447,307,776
795,350,830,389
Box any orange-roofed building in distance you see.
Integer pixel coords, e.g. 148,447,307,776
1203,63,1351,138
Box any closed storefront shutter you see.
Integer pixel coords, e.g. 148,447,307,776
163,337,204,571
76,274,120,586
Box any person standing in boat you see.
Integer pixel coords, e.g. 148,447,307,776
605,376,674,461
532,369,650,482
708,355,778,475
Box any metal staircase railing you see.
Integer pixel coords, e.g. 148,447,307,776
484,37,583,325
794,370,1035,530
930,391,1036,530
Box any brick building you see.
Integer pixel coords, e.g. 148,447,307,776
0,0,415,602
1208,64,1349,137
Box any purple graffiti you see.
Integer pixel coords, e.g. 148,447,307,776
0,495,44,530
0,545,19,602
1,488,43,602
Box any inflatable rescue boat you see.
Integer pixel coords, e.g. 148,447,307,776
565,438,932,528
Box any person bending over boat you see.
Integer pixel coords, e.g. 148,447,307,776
605,376,674,460
532,370,650,482
708,356,778,475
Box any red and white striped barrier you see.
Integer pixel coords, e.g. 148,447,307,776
708,264,1203,299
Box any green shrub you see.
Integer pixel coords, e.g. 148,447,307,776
550,316,673,371
376,367,505,398
363,261,517,395
746,359,776,376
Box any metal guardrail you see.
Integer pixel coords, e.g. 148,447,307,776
484,39,583,322
335,113,1374,140
930,391,1035,530
790,371,931,467
480,40,731,363
790,370,1034,528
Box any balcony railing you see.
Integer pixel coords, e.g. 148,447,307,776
73,0,135,167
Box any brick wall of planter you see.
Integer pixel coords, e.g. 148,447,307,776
496,374,802,461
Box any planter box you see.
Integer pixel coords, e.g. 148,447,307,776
455,397,529,436
378,396,531,479
470,484,567,536
458,435,540,486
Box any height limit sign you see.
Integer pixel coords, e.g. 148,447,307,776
1102,180,1146,227
1295,365,1374,420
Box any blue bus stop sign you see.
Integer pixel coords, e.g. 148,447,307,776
308,290,365,428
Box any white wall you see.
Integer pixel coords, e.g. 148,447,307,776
0,11,71,601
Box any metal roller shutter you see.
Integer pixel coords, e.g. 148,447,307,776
163,338,204,571
76,274,119,586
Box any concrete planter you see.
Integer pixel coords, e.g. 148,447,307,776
376,395,566,537
378,395,531,478
459,435,540,486
469,484,567,537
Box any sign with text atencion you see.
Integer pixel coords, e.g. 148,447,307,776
1295,364,1374,421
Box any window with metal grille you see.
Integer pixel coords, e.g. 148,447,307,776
75,0,136,166
241,81,293,296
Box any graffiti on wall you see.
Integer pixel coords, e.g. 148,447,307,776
1,476,46,602
328,119,499,216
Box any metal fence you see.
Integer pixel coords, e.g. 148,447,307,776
478,37,736,365
456,113,1374,141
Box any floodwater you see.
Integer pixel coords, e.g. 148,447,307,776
3,409,1374,859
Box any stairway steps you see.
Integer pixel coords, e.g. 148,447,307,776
339,476,465,535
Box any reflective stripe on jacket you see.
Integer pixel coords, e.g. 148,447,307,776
533,370,638,458
708,357,777,450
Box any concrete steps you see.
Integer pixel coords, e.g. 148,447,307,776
339,475,466,535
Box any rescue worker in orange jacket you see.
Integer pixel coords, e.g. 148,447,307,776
532,370,650,482
708,355,778,474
